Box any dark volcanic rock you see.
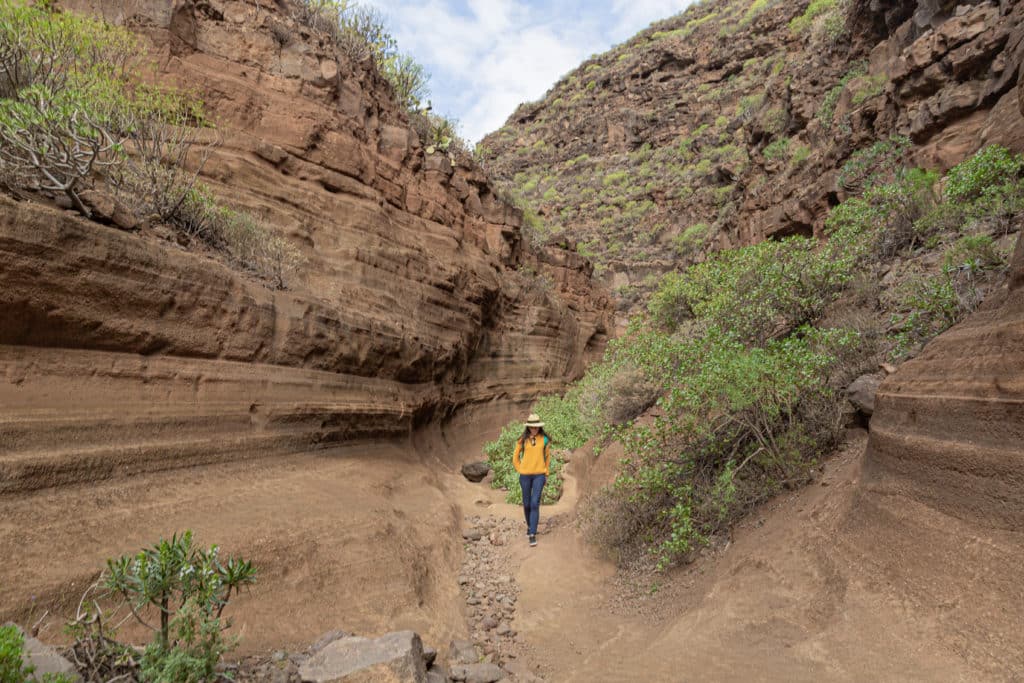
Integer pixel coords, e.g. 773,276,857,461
461,462,492,482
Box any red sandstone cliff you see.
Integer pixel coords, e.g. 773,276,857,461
0,0,612,493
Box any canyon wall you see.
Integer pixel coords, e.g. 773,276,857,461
0,0,612,493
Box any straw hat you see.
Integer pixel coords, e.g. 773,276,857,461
525,413,544,428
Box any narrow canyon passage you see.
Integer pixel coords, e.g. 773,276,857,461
3,412,1024,681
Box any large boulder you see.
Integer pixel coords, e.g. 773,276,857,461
460,462,491,483
847,373,884,417
299,631,427,683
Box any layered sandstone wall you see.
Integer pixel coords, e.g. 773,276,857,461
862,231,1024,529
0,0,612,493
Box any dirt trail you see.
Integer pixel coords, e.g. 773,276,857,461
4,425,1023,680
462,433,1024,682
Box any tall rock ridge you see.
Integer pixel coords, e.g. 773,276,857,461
481,0,1024,308
0,0,612,494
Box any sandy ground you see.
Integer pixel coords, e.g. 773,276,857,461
4,427,1023,681
0,442,467,655
469,433,1024,682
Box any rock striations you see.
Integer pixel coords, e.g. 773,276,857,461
0,0,612,494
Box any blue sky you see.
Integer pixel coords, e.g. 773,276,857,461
366,0,696,142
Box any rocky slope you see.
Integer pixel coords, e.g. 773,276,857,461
481,0,1024,308
0,0,612,495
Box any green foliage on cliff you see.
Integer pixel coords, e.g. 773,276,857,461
0,2,302,288
291,0,429,110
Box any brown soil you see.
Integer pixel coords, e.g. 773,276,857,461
473,432,1024,682
0,441,468,656
4,423,1024,681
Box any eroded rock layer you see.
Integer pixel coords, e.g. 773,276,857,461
0,0,611,495
863,234,1024,529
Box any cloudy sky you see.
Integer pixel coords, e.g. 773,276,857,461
365,0,695,143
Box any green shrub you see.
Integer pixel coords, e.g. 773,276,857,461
737,93,764,119
826,168,939,261
0,625,72,683
104,531,256,682
763,137,790,160
850,74,886,106
603,170,629,186
0,625,33,683
761,107,788,136
583,328,853,570
790,144,811,164
741,0,770,25
0,3,138,214
945,144,1024,204
649,237,853,342
790,0,838,33
838,136,910,192
291,1,429,111
942,233,1005,271
817,62,867,128
887,268,969,359
176,184,303,288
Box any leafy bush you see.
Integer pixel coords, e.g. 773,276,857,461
108,85,219,225
838,136,910,193
410,110,466,157
176,184,303,288
887,268,973,359
817,62,867,128
0,4,138,214
604,367,660,424
649,237,853,343
104,531,256,682
826,168,939,261
0,625,33,683
790,0,838,33
790,144,811,164
850,74,886,106
763,137,790,160
583,329,852,570
945,144,1024,204
672,222,711,257
942,233,1005,271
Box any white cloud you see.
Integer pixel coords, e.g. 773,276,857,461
367,0,695,142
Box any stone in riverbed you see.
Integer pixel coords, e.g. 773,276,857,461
448,662,505,683
298,630,426,682
449,640,480,665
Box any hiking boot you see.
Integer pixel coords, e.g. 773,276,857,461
529,534,537,547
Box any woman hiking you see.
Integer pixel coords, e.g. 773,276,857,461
513,413,550,547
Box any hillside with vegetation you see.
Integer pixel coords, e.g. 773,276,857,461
480,0,1023,308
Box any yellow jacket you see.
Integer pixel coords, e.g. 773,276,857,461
513,435,550,475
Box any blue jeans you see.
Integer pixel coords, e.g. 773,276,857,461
519,474,546,535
